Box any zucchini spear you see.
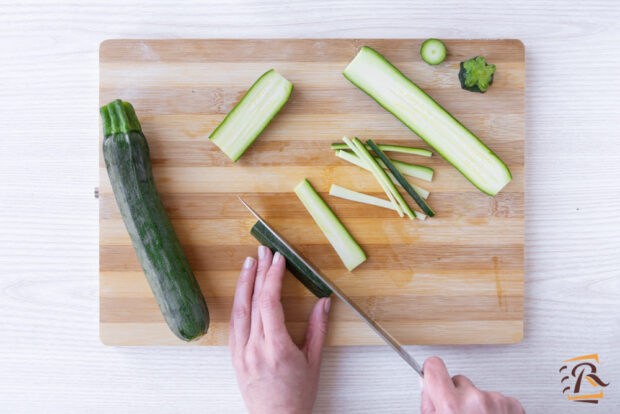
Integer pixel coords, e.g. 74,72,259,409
295,179,366,271
209,69,292,161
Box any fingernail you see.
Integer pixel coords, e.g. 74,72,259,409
272,251,282,264
258,245,268,259
243,257,255,269
418,377,424,390
324,298,331,313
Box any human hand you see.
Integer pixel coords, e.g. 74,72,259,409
230,246,332,414
421,357,525,414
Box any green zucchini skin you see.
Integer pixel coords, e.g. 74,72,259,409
250,221,332,298
101,100,209,341
367,139,435,217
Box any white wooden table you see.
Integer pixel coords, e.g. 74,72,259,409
1,1,619,412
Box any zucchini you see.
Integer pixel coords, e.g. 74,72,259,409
294,179,366,271
420,39,447,65
330,142,432,157
343,46,512,196
345,137,416,220
209,69,293,161
336,149,433,182
329,184,427,220
368,139,434,217
250,220,331,298
459,56,496,93
336,150,430,198
100,100,209,342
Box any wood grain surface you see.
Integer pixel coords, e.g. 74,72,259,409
3,1,620,413
99,39,525,346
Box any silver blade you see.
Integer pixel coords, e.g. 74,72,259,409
238,196,424,377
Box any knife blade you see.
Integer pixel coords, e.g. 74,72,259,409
238,196,424,377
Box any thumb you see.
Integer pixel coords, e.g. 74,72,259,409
423,356,456,410
303,297,331,366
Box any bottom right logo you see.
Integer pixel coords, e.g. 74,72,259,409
560,354,610,404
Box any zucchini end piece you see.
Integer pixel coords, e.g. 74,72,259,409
458,57,496,93
100,99,142,136
99,99,142,137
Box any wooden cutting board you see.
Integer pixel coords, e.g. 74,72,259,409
99,39,524,346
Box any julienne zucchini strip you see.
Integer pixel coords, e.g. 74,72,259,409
329,184,427,220
335,150,431,199
335,149,433,182
345,137,416,220
330,142,432,157
367,139,435,217
342,137,403,216
294,179,366,271
250,220,332,297
352,138,416,220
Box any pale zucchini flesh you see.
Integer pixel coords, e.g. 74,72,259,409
336,150,433,182
210,69,292,161
336,150,431,198
343,137,403,216
329,184,426,219
330,142,432,157
343,46,511,196
294,179,366,271
346,137,416,220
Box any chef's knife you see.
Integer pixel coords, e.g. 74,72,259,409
238,196,424,377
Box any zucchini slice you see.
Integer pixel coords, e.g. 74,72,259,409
368,139,435,217
420,39,447,65
336,150,431,198
330,142,432,157
250,220,331,297
329,184,427,220
101,100,209,342
343,46,512,196
294,179,366,271
209,69,293,161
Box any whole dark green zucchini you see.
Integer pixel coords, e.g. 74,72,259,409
100,100,209,341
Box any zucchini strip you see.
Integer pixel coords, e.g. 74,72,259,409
329,184,427,220
294,179,366,271
250,220,332,297
343,46,511,196
336,150,432,182
331,142,432,157
367,139,435,217
336,150,431,199
343,137,403,216
347,137,416,220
